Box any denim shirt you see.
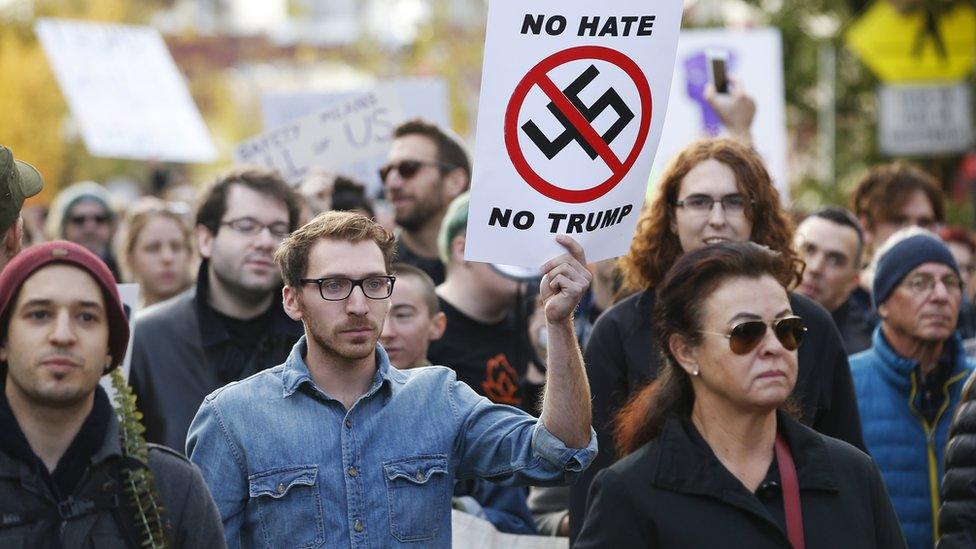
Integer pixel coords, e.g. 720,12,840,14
187,337,597,548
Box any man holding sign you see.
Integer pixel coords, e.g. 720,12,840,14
187,212,596,547
464,0,682,268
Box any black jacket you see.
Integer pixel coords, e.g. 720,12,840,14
831,296,874,354
0,388,225,548
576,412,905,549
130,265,303,452
569,289,866,540
939,370,976,549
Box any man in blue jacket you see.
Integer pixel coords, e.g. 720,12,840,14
851,228,976,549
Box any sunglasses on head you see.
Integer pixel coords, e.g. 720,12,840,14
378,160,453,182
700,316,806,355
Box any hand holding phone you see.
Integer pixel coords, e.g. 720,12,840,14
706,49,729,94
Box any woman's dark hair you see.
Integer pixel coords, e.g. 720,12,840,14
613,242,795,456
618,138,801,292
851,161,945,230
331,176,375,218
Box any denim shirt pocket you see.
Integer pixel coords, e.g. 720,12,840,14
248,465,324,549
382,454,450,543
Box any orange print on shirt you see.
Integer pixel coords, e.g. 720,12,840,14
482,354,521,406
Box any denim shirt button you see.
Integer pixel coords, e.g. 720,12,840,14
353,519,364,533
345,419,352,429
414,470,424,482
348,466,358,477
276,483,285,494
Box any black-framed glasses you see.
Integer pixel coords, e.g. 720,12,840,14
700,316,807,355
379,160,454,182
300,276,396,301
900,274,963,296
219,217,290,240
674,194,752,215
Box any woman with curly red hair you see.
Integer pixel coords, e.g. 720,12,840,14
568,138,866,540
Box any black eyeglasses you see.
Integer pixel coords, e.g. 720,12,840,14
378,160,454,182
300,276,396,301
700,316,807,355
68,214,111,226
219,217,290,240
674,194,752,215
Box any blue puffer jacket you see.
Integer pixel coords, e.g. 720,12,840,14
851,328,975,549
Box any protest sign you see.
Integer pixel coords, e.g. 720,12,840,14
234,88,404,186
650,28,788,197
878,82,973,156
452,511,567,549
259,78,449,191
35,18,217,163
465,1,682,267
99,283,139,400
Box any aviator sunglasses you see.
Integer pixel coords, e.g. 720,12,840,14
700,316,807,355
378,160,454,182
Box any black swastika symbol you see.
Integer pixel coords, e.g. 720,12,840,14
521,65,635,161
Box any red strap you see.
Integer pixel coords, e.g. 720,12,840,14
775,434,804,549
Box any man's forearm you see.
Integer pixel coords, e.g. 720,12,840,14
539,318,592,448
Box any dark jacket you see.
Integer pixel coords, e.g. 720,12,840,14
0,397,224,548
130,266,303,451
569,289,866,540
939,370,976,548
832,295,875,354
575,412,905,549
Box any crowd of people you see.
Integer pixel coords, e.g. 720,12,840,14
0,97,975,548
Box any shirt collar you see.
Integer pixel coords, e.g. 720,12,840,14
654,410,837,496
280,337,405,399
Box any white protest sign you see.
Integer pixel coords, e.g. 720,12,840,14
99,283,139,401
261,78,450,129
465,1,682,267
259,78,449,191
650,28,789,197
35,19,217,163
878,82,973,156
451,510,567,549
234,89,404,186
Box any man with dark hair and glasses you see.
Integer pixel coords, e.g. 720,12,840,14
850,228,976,549
380,118,471,284
129,167,305,452
188,211,597,547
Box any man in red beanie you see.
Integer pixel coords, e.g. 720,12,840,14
0,241,224,547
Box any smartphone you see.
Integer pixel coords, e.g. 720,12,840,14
706,49,729,94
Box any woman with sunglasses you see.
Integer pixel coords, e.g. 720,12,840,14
569,138,865,538
575,242,905,548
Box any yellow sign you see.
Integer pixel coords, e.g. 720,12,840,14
845,0,976,82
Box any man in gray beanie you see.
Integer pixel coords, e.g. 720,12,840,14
849,227,976,548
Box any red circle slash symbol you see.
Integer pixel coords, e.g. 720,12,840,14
504,45,652,204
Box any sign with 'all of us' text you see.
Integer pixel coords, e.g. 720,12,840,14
465,0,682,268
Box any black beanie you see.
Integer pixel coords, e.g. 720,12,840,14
872,233,960,310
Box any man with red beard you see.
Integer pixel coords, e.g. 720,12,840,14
130,168,304,452
380,119,470,284
187,211,597,548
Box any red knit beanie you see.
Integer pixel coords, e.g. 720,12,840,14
0,241,129,371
